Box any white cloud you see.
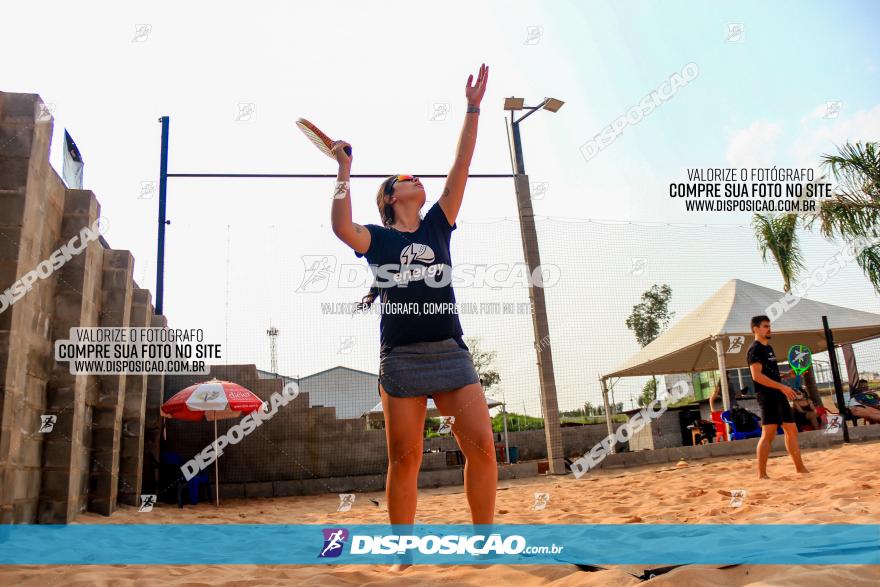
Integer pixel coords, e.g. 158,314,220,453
726,104,880,173
792,103,880,168
800,102,840,125
725,120,783,168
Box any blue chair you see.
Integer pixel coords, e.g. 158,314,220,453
161,450,213,506
722,410,784,440
721,410,761,440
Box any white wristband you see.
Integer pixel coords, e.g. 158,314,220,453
333,181,350,199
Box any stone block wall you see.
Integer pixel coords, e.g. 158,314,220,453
0,91,164,523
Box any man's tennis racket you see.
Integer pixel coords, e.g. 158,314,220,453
296,118,352,159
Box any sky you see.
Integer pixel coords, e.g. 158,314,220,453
3,0,880,414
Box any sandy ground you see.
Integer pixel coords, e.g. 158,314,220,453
2,442,879,586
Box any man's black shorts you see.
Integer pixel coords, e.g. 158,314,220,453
756,390,795,425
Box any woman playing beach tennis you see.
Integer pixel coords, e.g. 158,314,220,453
329,64,496,529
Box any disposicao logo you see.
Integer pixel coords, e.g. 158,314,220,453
319,528,349,558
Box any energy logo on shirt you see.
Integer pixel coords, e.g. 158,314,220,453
394,243,448,286
400,243,436,266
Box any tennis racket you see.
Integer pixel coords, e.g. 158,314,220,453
296,118,352,159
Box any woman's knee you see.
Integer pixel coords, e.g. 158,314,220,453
387,441,423,473
457,433,496,464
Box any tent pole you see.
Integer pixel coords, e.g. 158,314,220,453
713,337,732,412
600,377,615,453
713,337,732,440
841,343,859,393
214,418,220,507
502,401,510,464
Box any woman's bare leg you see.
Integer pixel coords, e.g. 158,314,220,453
380,383,427,524
432,382,497,524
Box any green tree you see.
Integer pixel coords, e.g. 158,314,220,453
626,284,675,409
638,377,658,407
464,336,500,391
751,213,805,293
625,284,675,347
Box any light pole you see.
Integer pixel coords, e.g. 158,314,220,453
504,96,566,474
500,392,510,464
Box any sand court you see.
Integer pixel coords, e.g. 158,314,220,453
2,442,878,585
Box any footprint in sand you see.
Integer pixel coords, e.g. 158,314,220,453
623,515,643,523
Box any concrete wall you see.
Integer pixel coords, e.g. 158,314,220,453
163,364,625,497
0,92,165,523
0,92,66,523
40,190,105,522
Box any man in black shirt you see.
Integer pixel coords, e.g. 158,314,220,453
747,315,809,479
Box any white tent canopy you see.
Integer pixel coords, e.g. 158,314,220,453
599,278,880,443
603,279,880,379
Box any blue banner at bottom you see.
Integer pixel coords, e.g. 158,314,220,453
0,524,877,565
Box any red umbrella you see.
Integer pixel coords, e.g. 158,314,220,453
161,378,264,505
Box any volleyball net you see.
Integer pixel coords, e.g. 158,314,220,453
154,177,880,500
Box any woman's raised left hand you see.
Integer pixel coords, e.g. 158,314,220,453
465,63,489,106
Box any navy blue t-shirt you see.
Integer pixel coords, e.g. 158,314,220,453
355,201,467,358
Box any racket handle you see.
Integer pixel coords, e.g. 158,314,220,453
344,146,352,156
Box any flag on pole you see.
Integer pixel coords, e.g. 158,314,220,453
63,129,83,189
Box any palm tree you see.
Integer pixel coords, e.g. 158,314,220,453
751,212,821,402
805,141,880,293
751,213,805,292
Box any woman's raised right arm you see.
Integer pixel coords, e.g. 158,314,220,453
329,141,370,255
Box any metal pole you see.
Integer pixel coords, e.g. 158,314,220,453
156,116,169,315
713,336,732,439
501,401,510,464
509,119,526,175
600,377,615,452
713,337,732,412
167,173,513,179
214,418,220,506
507,116,563,473
822,315,851,443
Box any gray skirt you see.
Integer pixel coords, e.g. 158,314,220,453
378,337,481,398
